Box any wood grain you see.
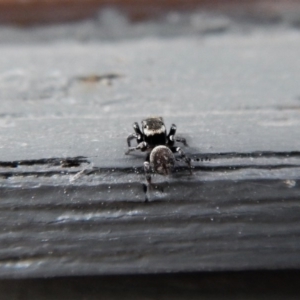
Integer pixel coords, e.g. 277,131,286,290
0,26,300,278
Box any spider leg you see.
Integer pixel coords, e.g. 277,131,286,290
127,122,144,148
127,122,143,146
132,122,143,144
144,161,152,185
167,124,177,146
170,146,193,174
167,124,188,146
144,152,156,195
125,141,148,155
175,136,188,147
127,133,138,147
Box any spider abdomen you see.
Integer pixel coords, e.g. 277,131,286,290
150,145,175,176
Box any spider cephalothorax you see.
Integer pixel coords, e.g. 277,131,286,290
141,117,166,147
125,117,192,185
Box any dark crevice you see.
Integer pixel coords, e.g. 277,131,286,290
1,163,299,179
0,171,80,179
0,151,299,179
0,254,68,264
1,195,300,212
0,156,89,168
84,163,300,175
192,151,300,161
191,163,300,172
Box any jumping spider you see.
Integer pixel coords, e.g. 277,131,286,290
125,117,192,185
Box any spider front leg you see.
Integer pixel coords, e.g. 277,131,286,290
125,141,148,155
175,136,188,146
127,122,143,147
171,146,193,174
127,133,138,147
144,160,152,186
167,124,188,146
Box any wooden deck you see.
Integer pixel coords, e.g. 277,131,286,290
0,2,300,298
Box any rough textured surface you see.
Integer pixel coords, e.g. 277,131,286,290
0,17,300,278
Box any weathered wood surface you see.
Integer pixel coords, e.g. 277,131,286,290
0,21,300,278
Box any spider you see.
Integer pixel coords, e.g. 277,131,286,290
125,117,192,185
